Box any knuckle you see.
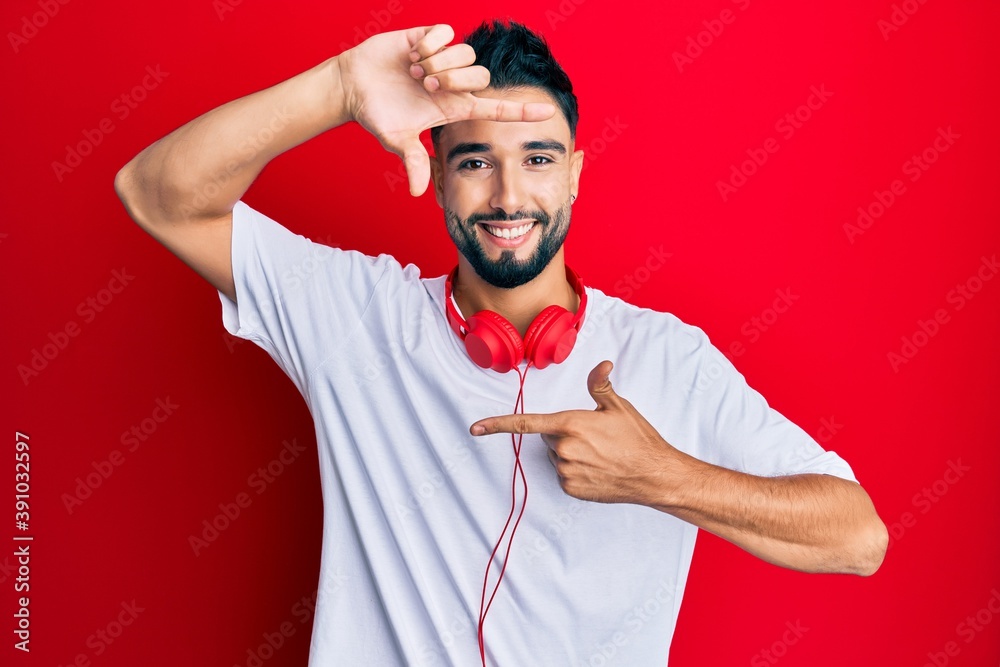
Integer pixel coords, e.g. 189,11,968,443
429,69,449,87
455,43,476,63
556,442,575,461
555,413,578,436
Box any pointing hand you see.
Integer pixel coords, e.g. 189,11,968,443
470,361,678,505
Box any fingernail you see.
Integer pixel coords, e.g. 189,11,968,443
410,63,424,77
426,76,439,91
471,424,486,435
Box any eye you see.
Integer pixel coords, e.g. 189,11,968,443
527,155,553,166
458,159,489,171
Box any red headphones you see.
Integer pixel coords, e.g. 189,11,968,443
445,265,588,373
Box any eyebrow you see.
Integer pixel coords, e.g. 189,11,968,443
446,139,567,164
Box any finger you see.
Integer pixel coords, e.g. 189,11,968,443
409,42,476,78
408,24,455,62
470,411,571,436
466,95,558,123
587,360,625,411
393,137,430,197
420,64,491,94
403,25,435,61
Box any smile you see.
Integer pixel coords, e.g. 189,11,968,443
481,222,536,240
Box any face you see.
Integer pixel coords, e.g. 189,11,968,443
430,87,584,289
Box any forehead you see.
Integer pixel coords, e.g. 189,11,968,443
437,86,570,156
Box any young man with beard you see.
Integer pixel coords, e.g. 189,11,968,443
115,19,887,667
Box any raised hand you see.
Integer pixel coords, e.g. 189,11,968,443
336,24,558,196
470,361,678,505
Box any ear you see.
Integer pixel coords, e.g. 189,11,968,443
429,152,445,209
570,147,584,200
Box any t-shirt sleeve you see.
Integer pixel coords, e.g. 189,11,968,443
683,325,859,484
218,200,396,396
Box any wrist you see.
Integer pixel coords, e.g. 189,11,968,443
327,53,355,127
645,445,715,513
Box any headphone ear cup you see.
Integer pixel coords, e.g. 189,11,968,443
465,311,524,373
523,305,577,370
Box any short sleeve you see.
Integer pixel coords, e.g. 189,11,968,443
218,200,397,396
685,327,859,484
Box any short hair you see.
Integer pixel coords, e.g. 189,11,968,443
429,18,579,151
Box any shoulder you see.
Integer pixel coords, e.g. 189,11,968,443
235,200,430,285
579,285,713,353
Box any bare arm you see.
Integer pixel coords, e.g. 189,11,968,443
650,454,887,576
470,360,889,576
114,24,557,302
114,57,346,301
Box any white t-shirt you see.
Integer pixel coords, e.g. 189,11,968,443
218,200,858,666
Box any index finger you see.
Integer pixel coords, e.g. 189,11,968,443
408,24,456,62
466,96,557,123
470,411,572,436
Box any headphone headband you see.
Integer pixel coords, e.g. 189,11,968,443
444,265,588,372
445,265,587,337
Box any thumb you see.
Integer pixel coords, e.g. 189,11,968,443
587,360,624,411
396,137,430,197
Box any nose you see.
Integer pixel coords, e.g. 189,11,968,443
488,166,529,217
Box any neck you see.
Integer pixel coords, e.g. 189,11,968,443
453,251,579,337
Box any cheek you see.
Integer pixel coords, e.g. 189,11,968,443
532,177,568,207
444,192,476,220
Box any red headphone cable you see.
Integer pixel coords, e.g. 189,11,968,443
478,362,532,666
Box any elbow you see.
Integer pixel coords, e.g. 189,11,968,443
114,162,129,203
857,517,889,577
835,480,889,577
114,160,141,220
839,515,888,577
114,158,158,229
804,508,888,577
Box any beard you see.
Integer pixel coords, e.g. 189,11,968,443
444,198,571,289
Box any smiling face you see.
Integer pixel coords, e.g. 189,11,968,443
430,86,584,289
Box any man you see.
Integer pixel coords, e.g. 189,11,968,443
115,19,887,666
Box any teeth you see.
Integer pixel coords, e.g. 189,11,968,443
485,222,534,240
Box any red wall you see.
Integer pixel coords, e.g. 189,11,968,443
3,0,999,665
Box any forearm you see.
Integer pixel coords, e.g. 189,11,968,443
650,451,888,575
116,55,350,225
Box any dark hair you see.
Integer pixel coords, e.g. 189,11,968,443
430,18,579,150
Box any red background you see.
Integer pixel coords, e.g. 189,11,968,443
3,0,999,665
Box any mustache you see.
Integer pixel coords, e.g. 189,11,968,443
467,210,549,225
